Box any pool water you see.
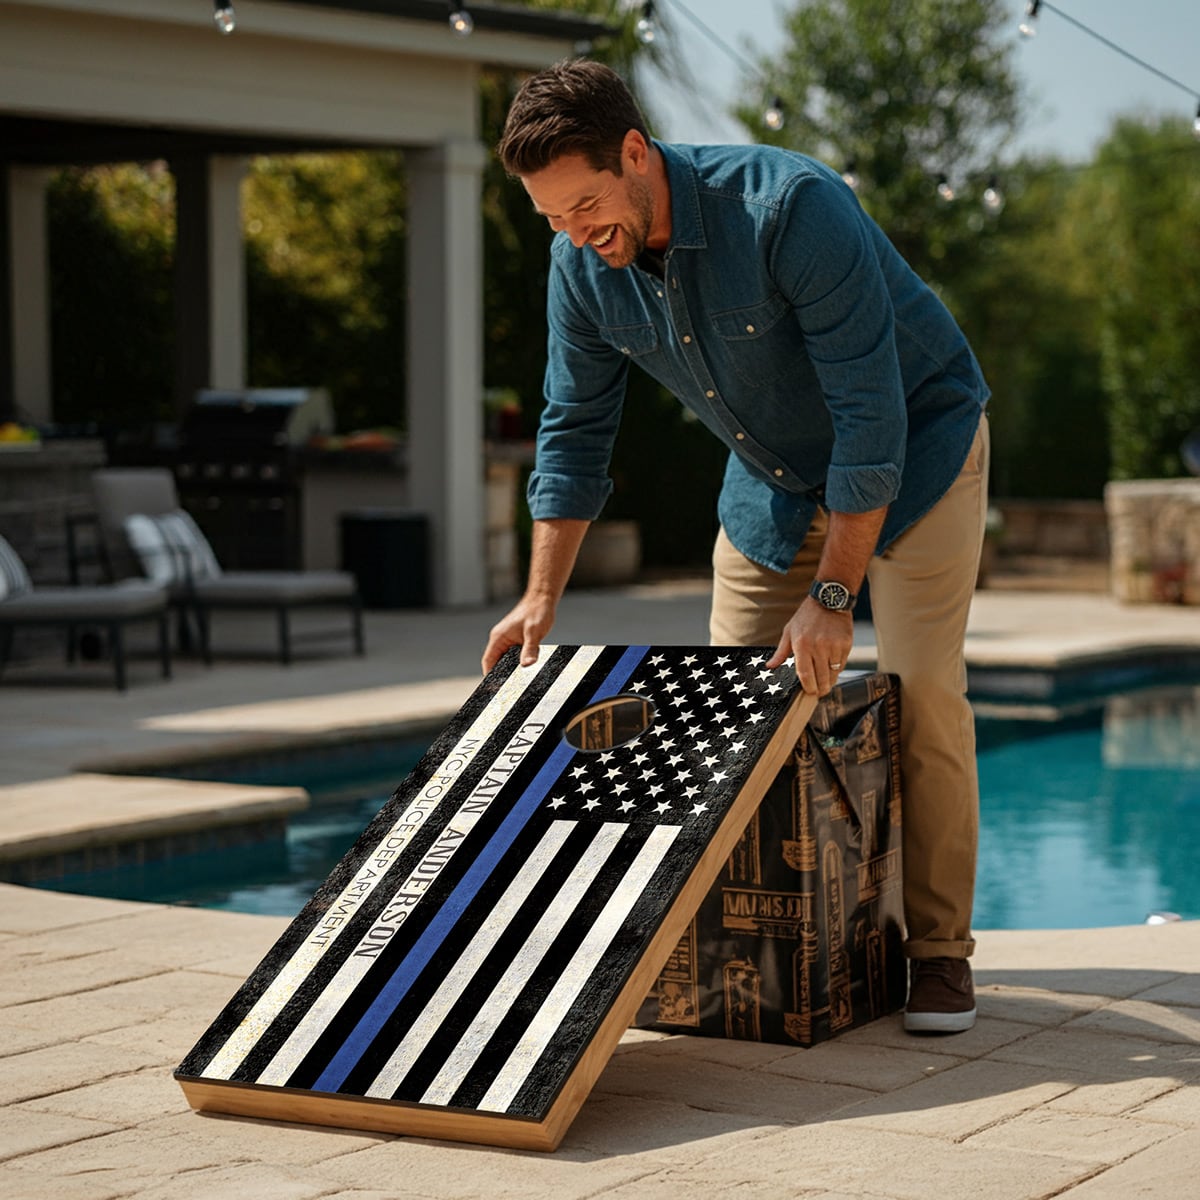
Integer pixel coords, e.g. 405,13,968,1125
37,683,1200,930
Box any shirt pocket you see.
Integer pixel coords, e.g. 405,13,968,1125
709,292,796,387
599,320,683,395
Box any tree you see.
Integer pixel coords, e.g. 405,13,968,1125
736,0,1021,290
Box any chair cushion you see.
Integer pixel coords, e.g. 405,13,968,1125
124,510,222,586
191,570,357,605
0,535,32,601
0,579,168,621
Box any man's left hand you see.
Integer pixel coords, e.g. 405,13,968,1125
765,599,854,696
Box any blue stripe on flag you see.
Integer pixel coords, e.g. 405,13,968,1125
312,645,648,1094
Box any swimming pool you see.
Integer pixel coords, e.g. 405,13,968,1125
34,679,1200,929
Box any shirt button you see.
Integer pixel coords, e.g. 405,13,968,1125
705,390,715,398
656,290,663,298
735,432,745,441
620,346,630,354
683,335,692,344
774,468,784,477
746,324,756,333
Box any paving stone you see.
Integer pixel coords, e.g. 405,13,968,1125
987,1026,1200,1081
563,1091,788,1163
630,1030,797,1071
86,1012,220,1067
828,1059,1076,1140
1130,1083,1200,1127
1047,1076,1185,1118
17,1066,182,1126
0,883,142,935
964,1108,1177,1162
125,1162,334,1200
1129,976,1200,1010
0,949,170,1007
0,1163,129,1200
835,1013,1041,1059
0,1106,118,1162
587,1122,1094,1200
974,966,1176,1000
1064,999,1200,1046
975,985,1105,1027
319,1138,658,1200
591,1045,871,1123
758,1039,964,1093
0,1040,163,1106
1050,1128,1200,1198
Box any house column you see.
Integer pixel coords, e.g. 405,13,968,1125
171,154,247,413
3,166,54,425
405,140,488,607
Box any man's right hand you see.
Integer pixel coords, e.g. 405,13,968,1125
481,594,557,674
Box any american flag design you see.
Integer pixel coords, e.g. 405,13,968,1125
176,645,807,1148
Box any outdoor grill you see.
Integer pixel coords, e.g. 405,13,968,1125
174,388,333,570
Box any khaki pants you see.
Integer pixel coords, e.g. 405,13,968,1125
710,418,990,960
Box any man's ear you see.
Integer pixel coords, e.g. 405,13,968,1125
623,129,651,175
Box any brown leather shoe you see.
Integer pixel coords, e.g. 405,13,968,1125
904,957,976,1033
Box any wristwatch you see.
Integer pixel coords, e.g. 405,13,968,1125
809,579,857,612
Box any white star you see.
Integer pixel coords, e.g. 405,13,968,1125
663,681,681,694
613,781,630,795
584,797,601,811
731,681,747,694
711,770,728,784
715,655,730,666
702,755,719,769
694,739,711,752
598,750,616,763
690,801,709,816
682,654,698,665
705,695,722,708
571,764,589,778
640,768,656,780
606,766,623,779
740,695,758,709
667,753,684,766
656,667,673,679
632,752,649,765
730,740,746,753
696,679,713,693
748,711,765,724
578,779,594,794
655,799,672,814
549,796,566,809
648,783,665,797
659,738,676,750
684,785,700,798
618,799,636,813
675,769,692,782
649,653,665,665
766,681,783,694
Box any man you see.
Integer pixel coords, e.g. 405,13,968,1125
482,60,989,1034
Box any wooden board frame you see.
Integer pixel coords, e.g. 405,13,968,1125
176,645,816,1151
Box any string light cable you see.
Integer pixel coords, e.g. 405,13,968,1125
1019,1,1200,139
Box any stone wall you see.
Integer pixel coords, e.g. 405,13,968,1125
1105,479,1200,604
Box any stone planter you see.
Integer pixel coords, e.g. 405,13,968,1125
570,519,642,587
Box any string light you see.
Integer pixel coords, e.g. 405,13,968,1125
935,174,956,203
1018,0,1040,39
982,176,1005,214
447,4,473,36
212,1,235,35
635,1,657,46
763,96,785,132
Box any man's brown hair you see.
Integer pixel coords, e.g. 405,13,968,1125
497,59,650,177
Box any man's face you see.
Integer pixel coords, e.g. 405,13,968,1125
521,151,655,270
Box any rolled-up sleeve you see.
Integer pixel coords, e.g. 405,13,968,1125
526,256,627,521
770,176,907,513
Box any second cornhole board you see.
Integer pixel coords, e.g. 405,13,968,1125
176,645,816,1151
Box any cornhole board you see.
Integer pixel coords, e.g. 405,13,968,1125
176,645,817,1151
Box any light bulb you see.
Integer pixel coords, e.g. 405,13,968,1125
635,1,656,45
1018,0,1040,38
840,160,861,192
213,2,236,35
449,8,474,36
936,174,955,203
982,176,1004,213
764,97,785,132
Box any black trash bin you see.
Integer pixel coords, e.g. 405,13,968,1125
339,509,431,609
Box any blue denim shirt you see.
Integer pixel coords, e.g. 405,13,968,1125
528,141,990,572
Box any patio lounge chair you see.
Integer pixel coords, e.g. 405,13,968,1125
0,534,170,690
90,468,364,666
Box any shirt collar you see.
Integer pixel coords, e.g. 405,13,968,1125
655,141,707,252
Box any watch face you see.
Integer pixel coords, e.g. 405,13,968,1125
817,581,852,610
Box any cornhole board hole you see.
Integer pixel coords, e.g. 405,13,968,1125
176,645,817,1152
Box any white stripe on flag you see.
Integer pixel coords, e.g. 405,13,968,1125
478,822,681,1113
363,820,576,1099
197,644,563,1081
415,822,628,1107
250,646,605,1088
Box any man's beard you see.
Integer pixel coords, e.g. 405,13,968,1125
597,176,655,269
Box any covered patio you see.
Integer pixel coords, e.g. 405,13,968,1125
1,0,607,605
